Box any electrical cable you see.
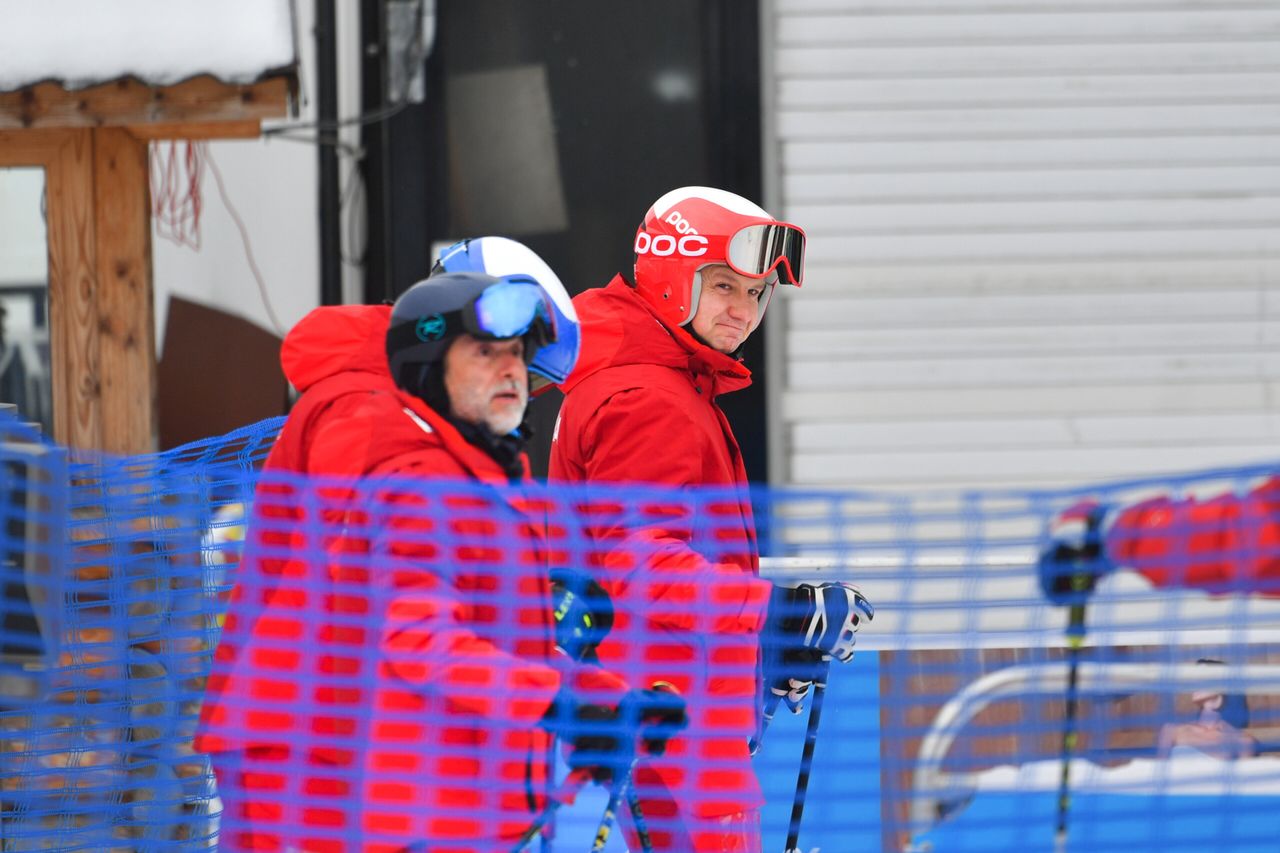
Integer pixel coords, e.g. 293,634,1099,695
262,100,410,139
204,150,288,337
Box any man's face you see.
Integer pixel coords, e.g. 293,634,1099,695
443,334,528,434
689,264,765,354
1192,691,1224,712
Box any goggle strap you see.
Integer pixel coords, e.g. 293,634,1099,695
386,320,437,353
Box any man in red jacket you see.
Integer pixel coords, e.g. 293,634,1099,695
1040,478,1280,601
197,267,672,852
549,187,873,851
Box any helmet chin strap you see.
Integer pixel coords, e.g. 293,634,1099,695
759,272,779,319
419,365,452,417
682,268,706,327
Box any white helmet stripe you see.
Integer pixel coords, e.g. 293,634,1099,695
648,185,771,222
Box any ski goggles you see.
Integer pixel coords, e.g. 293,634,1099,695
725,222,806,286
451,276,558,346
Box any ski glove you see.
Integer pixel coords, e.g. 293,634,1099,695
540,683,687,783
1038,500,1115,606
621,683,688,757
550,568,614,664
765,581,873,663
762,582,874,715
763,646,824,716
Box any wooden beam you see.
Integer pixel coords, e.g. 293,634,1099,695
128,119,262,141
42,129,102,450
92,128,156,454
0,129,78,165
0,74,293,132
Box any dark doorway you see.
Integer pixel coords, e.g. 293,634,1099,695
364,0,766,481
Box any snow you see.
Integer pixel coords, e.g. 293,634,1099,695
976,751,1280,796
0,0,296,92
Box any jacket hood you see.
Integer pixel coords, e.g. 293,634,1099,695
280,304,394,393
560,275,751,397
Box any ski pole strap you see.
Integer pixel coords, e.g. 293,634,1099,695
750,691,782,755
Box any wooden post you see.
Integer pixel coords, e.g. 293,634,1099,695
92,128,156,454
1,128,156,453
44,129,101,450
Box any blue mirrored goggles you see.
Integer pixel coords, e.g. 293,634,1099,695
454,277,558,344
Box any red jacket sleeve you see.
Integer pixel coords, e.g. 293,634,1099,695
576,388,771,635
1107,476,1280,596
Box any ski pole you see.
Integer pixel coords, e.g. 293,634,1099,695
591,758,639,852
1038,503,1108,853
785,656,830,853
1054,577,1089,853
626,783,656,853
750,689,785,754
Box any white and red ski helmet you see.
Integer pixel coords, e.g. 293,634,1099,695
633,186,805,329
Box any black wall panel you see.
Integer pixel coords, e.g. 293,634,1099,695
364,1,766,480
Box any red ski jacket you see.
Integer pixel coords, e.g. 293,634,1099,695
1107,476,1280,596
196,305,563,852
549,276,772,819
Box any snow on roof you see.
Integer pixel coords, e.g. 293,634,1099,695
0,0,297,93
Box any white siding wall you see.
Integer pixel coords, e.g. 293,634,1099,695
765,0,1280,491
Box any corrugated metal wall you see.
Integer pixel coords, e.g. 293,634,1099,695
764,0,1280,491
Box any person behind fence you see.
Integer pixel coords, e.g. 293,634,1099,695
1157,658,1258,761
1037,477,1280,605
548,186,874,851
196,253,684,852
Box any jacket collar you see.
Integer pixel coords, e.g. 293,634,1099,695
395,391,529,487
561,275,752,398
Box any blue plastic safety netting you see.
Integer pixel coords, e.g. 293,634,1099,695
0,414,1278,852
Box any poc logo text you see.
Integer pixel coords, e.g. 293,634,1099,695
635,232,707,258
665,209,700,235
